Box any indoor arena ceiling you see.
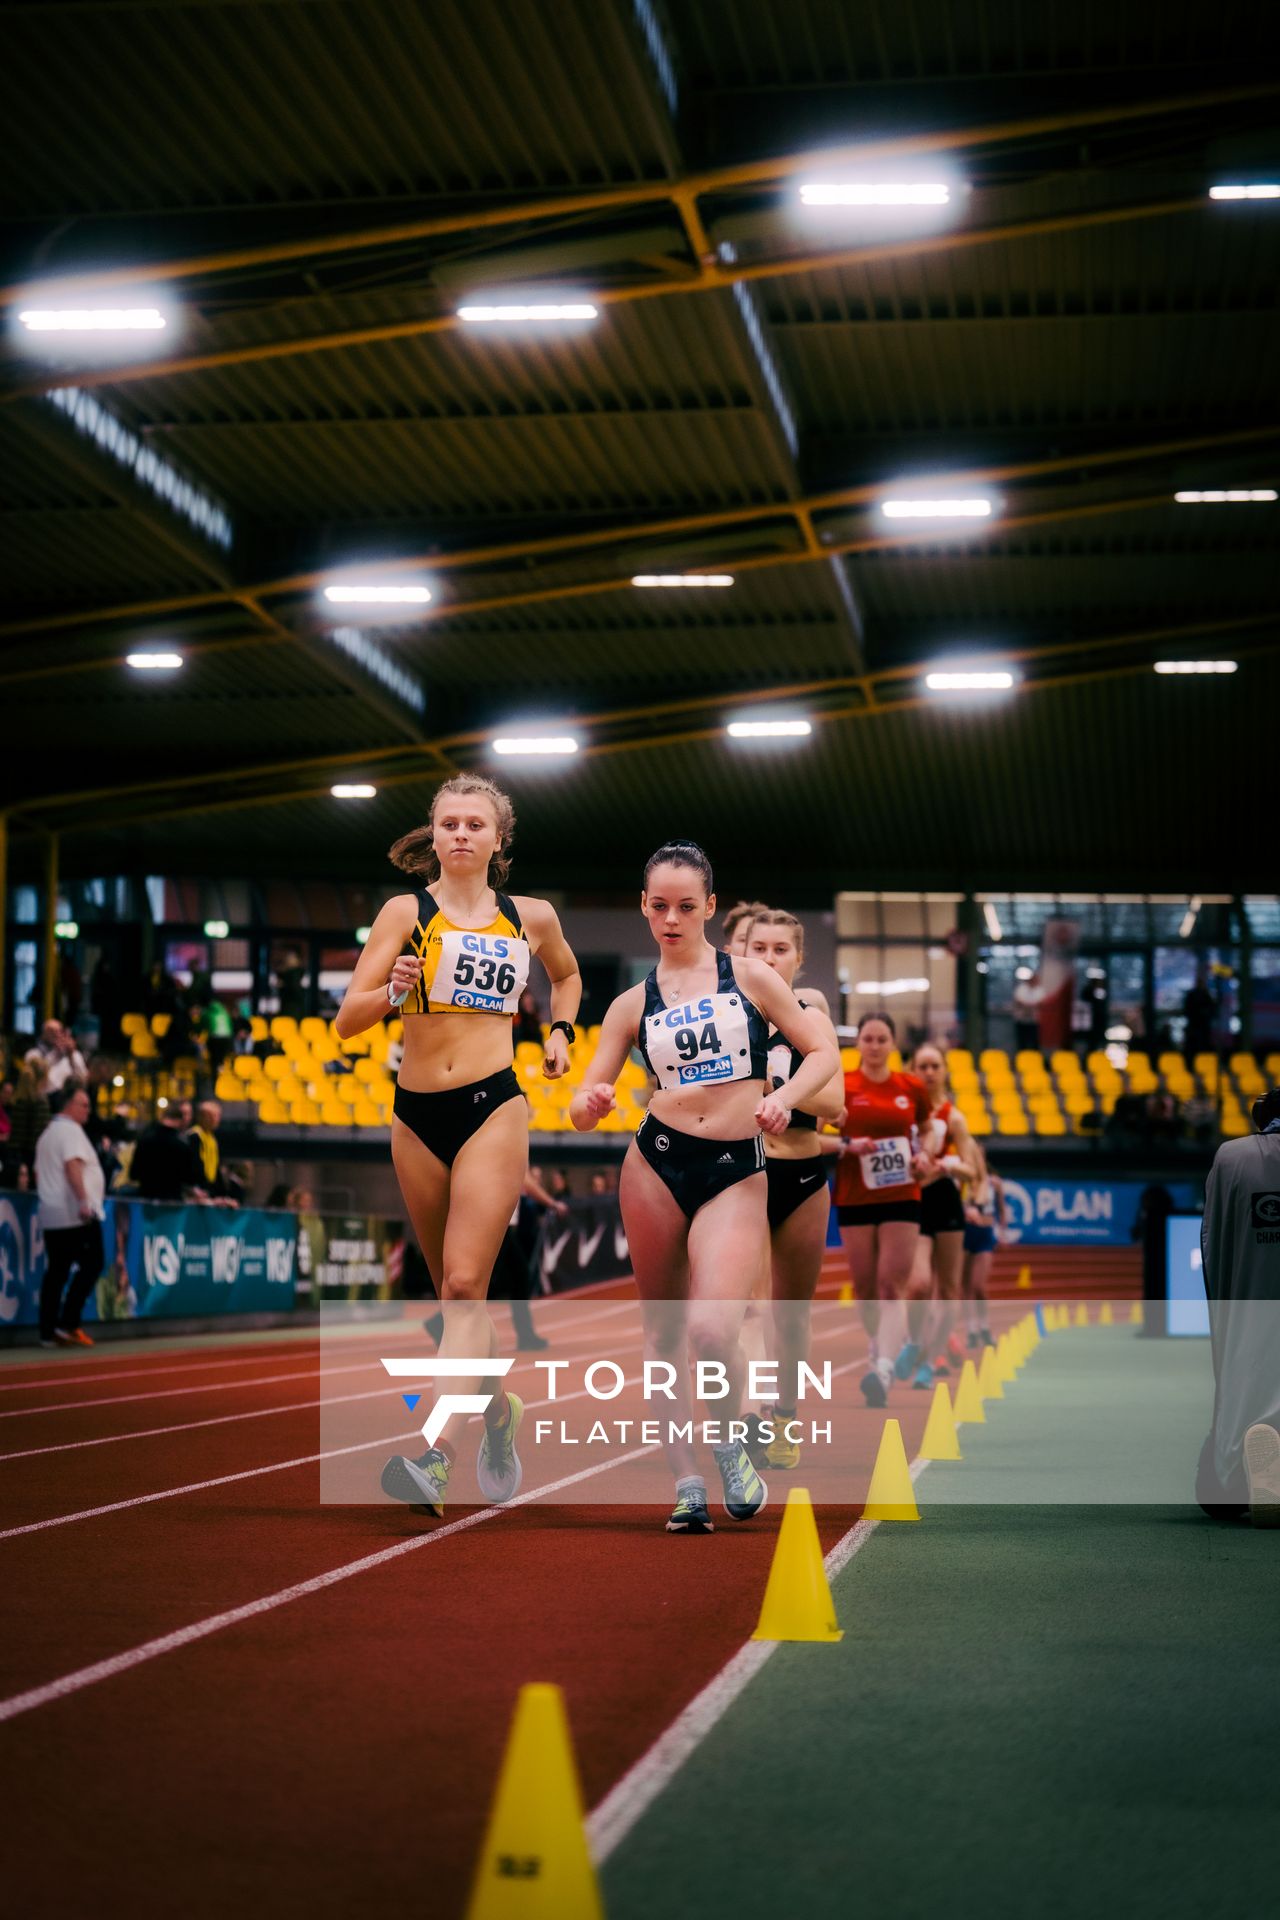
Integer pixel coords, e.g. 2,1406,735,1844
1,0,1277,899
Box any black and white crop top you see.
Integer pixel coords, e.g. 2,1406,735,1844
636,948,770,1093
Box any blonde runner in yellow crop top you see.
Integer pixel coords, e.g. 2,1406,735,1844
401,886,530,1016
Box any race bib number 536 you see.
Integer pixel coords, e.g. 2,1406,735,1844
434,930,529,1014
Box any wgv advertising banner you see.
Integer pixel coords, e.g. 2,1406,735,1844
0,1194,297,1328
998,1177,1198,1247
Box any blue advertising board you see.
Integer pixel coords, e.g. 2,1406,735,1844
996,1176,1198,1247
1165,1213,1210,1337
0,1194,298,1329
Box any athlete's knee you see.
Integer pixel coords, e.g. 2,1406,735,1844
441,1267,488,1301
686,1310,734,1368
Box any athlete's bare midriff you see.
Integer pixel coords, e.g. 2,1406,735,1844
763,1127,823,1162
645,1079,766,1140
397,1011,516,1093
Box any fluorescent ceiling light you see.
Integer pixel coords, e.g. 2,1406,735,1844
800,183,951,206
126,651,183,671
726,718,812,739
853,977,930,996
203,919,229,939
19,307,167,332
54,920,80,940
926,670,1015,691
458,302,598,323
331,784,377,798
983,903,1004,942
1209,184,1280,201
491,735,579,756
1015,967,1034,981
632,573,734,587
1179,898,1202,940
1153,660,1238,675
1173,489,1276,503
323,583,432,605
882,497,994,519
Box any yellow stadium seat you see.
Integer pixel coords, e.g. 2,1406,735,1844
1064,1089,1095,1117
259,1098,289,1125
1034,1113,1067,1136
968,1112,992,1136
121,1012,146,1038
1050,1050,1076,1073
998,1113,1030,1136
250,1016,268,1042
300,1017,328,1045
215,1073,241,1102
839,1048,859,1072
1015,1050,1044,1072
269,1016,297,1044
275,1076,304,1103
320,1101,348,1127
232,1055,258,1081
1158,1051,1183,1076
1222,1112,1250,1137
978,1049,1008,1074
353,1101,383,1127
353,1057,382,1084
149,1012,171,1038
263,1054,291,1082
947,1049,974,1071
289,1101,321,1126
333,1076,360,1106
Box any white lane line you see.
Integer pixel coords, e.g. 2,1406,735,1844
586,1453,932,1865
0,1444,655,1726
0,1359,379,1421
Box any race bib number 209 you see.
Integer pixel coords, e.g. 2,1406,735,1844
861,1137,912,1190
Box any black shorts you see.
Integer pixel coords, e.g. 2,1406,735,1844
920,1177,966,1239
964,1222,998,1256
393,1067,523,1168
766,1157,830,1230
836,1198,923,1228
635,1114,765,1222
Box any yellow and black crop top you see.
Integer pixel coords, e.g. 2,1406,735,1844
401,888,530,1017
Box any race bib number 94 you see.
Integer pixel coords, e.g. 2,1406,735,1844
861,1137,912,1190
646,993,753,1091
432,930,529,1014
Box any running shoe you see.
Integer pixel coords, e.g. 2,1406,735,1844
380,1446,451,1516
893,1341,921,1381
966,1331,979,1350
979,1328,996,1348
666,1485,714,1534
860,1358,893,1408
52,1330,76,1348
947,1332,967,1365
68,1329,94,1347
911,1362,934,1391
476,1392,524,1503
931,1354,950,1379
763,1424,802,1472
1243,1423,1280,1528
712,1442,768,1521
743,1411,772,1468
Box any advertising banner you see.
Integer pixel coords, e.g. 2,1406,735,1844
998,1177,1198,1247
297,1211,391,1301
0,1194,297,1328
535,1197,632,1294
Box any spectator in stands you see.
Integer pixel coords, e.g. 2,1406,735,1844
1196,1086,1280,1524
33,1020,88,1095
204,997,234,1079
223,1159,253,1207
35,1084,105,1349
187,1100,236,1205
275,950,307,1021
130,1103,204,1203
8,1056,51,1178
1183,971,1215,1064
231,1016,256,1057
513,987,543,1047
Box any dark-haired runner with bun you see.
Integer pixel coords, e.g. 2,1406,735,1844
336,774,581,1518
742,909,845,1471
837,1010,934,1406
571,842,839,1534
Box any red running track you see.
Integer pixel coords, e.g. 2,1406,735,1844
0,1280,1070,1919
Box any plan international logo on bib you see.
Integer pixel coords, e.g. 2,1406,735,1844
678,1054,734,1085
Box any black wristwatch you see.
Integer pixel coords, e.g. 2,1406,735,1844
549,1019,577,1045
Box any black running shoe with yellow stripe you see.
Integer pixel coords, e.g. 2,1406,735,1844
380,1446,451,1516
712,1442,768,1521
666,1484,714,1533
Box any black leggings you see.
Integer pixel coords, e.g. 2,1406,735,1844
40,1220,104,1339
393,1067,523,1167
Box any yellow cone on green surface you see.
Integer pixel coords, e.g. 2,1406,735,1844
1129,1300,1144,1325
977,1343,1004,1401
954,1358,985,1423
1074,1301,1089,1327
863,1418,919,1521
751,1487,844,1642
920,1382,962,1461
465,1684,603,1920
1099,1300,1114,1326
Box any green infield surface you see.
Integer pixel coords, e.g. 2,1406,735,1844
600,1329,1280,1920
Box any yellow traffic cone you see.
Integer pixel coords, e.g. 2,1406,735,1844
1016,1263,1032,1290
1025,1314,1040,1350
1099,1300,1114,1326
953,1357,985,1423
977,1343,1004,1402
920,1381,962,1461
837,1281,854,1304
1074,1301,1089,1327
996,1332,1017,1384
751,1487,843,1642
465,1684,603,1920
1129,1300,1144,1325
863,1418,919,1521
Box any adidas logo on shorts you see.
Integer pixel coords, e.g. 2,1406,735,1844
717,1152,733,1164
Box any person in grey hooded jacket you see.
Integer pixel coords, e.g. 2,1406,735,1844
1196,1086,1280,1524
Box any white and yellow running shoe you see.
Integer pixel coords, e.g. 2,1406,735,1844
476,1391,525,1503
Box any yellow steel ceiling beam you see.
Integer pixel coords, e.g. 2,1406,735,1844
0,81,1270,309
4,193,1207,401
3,418,1276,643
